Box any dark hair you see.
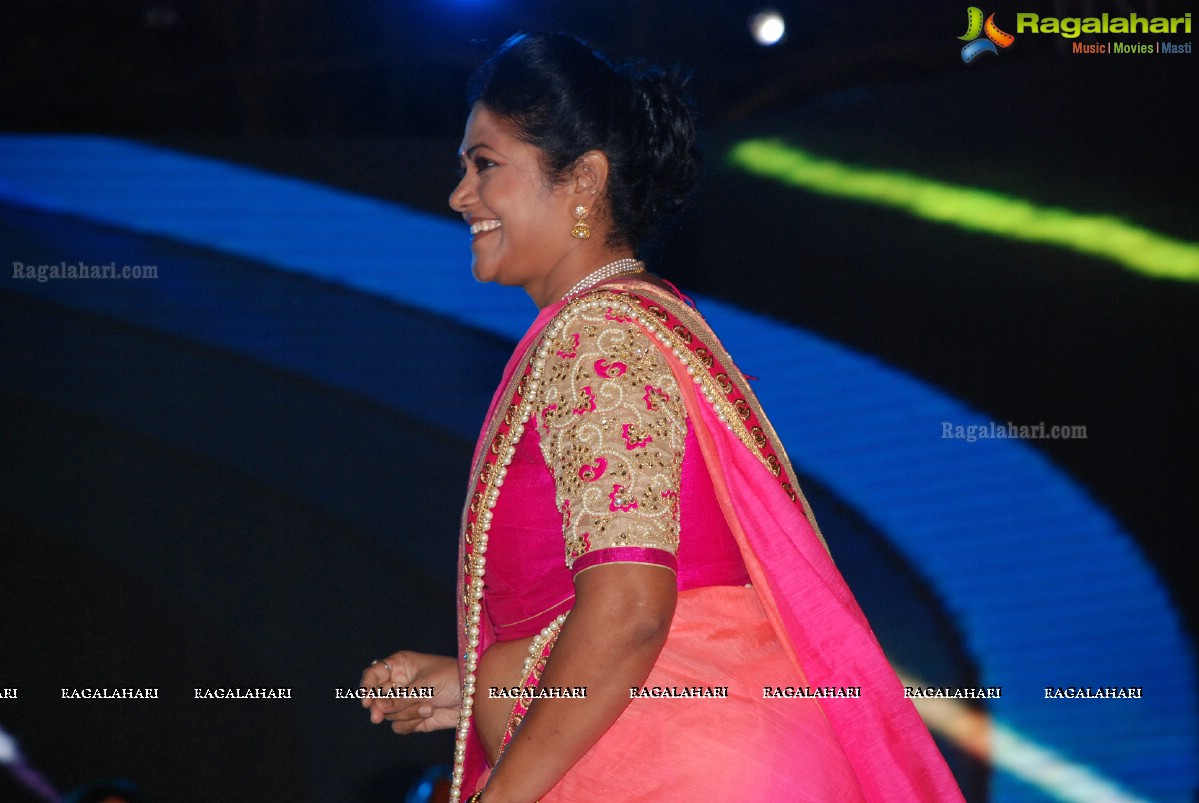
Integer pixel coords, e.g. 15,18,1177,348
468,33,700,251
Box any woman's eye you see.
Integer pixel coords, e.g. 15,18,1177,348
455,156,497,179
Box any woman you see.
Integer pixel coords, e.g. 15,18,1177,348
361,33,964,803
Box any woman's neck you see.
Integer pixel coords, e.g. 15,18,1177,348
526,249,639,308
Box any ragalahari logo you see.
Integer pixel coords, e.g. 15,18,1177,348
959,7,1015,63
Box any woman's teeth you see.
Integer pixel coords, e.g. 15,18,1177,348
470,220,501,235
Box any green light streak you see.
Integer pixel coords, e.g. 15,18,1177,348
728,139,1199,283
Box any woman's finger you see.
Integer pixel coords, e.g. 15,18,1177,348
383,700,433,722
358,668,391,707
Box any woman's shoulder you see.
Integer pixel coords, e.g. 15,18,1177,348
550,278,705,331
534,286,690,396
539,282,697,365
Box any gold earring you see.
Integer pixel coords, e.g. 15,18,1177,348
571,205,591,240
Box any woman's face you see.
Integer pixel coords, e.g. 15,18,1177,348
449,104,575,289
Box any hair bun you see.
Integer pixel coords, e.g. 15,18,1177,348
626,69,701,217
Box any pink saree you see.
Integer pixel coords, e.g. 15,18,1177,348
452,281,964,802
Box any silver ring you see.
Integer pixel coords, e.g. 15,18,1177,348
371,658,391,672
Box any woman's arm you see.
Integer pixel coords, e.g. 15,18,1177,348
471,308,685,800
479,562,677,803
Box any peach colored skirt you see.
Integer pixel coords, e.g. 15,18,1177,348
539,585,866,802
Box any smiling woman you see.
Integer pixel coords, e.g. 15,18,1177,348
449,104,603,299
357,32,964,803
445,33,698,307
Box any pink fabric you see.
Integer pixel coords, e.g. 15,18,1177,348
483,419,575,640
481,409,749,641
458,301,565,790
676,423,748,590
467,301,565,469
654,298,965,802
572,546,677,574
543,586,866,801
459,287,964,801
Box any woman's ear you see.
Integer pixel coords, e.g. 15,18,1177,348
571,150,611,199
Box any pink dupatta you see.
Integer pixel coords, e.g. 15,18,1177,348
659,314,963,801
455,285,963,801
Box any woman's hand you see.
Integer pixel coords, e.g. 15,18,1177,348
359,651,461,734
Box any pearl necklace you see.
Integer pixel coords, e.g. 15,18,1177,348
561,258,644,300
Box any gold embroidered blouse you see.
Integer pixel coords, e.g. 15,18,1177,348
535,306,688,570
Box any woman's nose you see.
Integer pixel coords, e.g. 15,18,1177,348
449,173,472,214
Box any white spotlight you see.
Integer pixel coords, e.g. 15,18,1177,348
750,10,786,46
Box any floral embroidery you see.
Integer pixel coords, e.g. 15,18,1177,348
565,530,591,561
643,385,669,410
608,483,638,512
555,332,580,359
571,386,596,414
540,402,558,431
621,423,652,450
578,457,607,482
537,308,687,568
604,307,634,323
661,488,680,518
750,426,767,448
594,358,627,378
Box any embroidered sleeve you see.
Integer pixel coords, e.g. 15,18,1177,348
536,304,687,575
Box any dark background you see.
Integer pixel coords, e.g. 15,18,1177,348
1,1,1195,801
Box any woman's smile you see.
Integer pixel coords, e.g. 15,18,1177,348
470,219,502,237
448,104,593,301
